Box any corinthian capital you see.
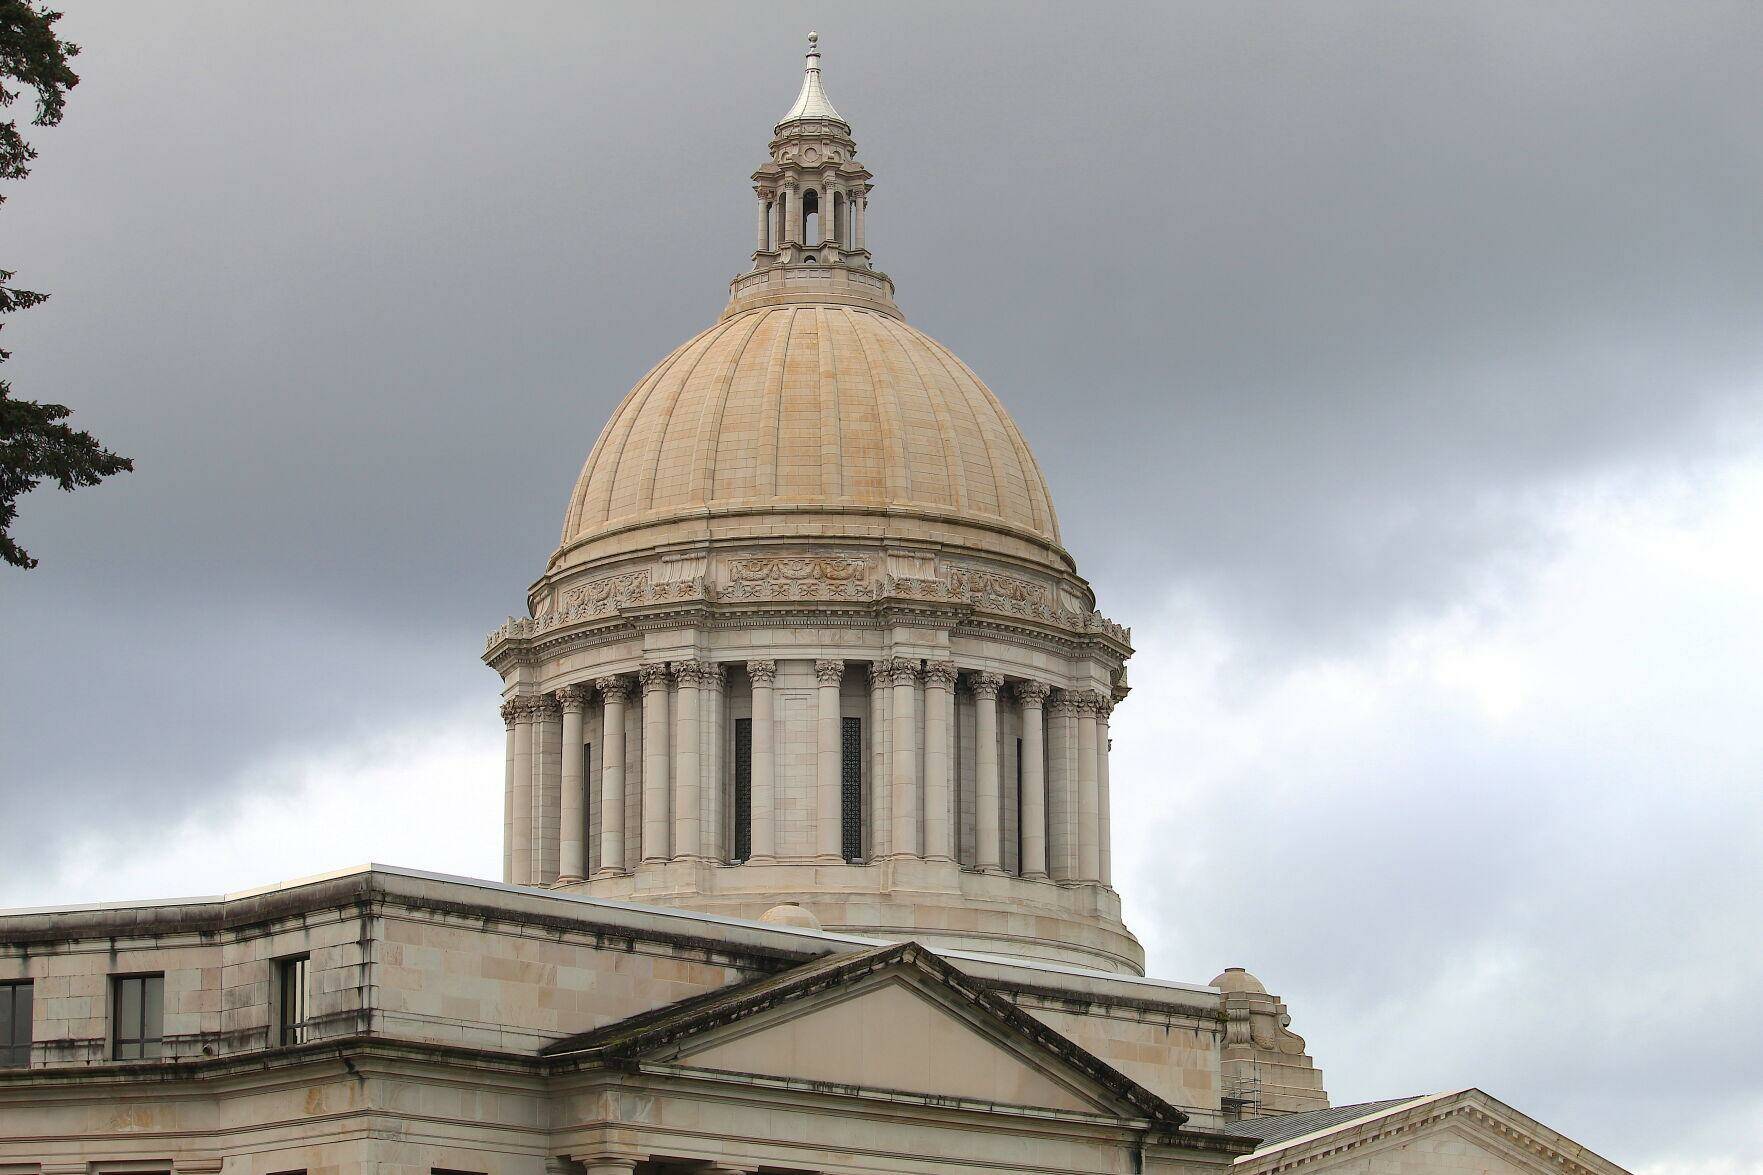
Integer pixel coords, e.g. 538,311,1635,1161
637,662,671,691
1013,679,1052,707
746,659,778,686
882,657,921,687
814,659,846,687
923,660,959,689
595,675,632,705
971,671,1004,701
555,684,588,712
1095,691,1116,721
699,661,728,691
499,699,520,728
671,659,706,686
1047,688,1084,717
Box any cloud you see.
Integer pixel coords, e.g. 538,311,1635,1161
1113,458,1763,1171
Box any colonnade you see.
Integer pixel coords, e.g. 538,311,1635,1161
501,657,1115,889
756,184,867,253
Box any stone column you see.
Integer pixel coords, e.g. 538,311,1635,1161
672,660,703,860
701,662,727,863
638,662,672,864
1097,693,1115,888
868,660,891,860
577,1162,637,1175
534,697,563,885
747,659,778,862
923,661,958,862
756,193,770,251
888,658,920,857
815,660,846,860
595,676,631,876
500,700,518,884
790,183,803,244
556,684,589,884
510,697,535,885
1046,689,1078,881
855,194,866,250
1015,680,1050,879
1075,691,1101,882
972,672,1004,872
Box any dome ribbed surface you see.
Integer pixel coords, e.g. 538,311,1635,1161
561,304,1061,552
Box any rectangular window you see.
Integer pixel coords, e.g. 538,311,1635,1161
841,715,863,861
112,973,164,1060
0,980,31,1068
277,955,310,1046
733,717,752,861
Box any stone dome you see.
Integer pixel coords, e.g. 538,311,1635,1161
1211,967,1268,994
551,302,1067,579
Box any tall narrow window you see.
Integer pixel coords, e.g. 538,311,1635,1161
112,973,164,1060
841,716,863,861
277,955,310,1046
802,188,820,246
1015,736,1024,877
776,191,789,245
0,980,31,1068
763,200,774,250
733,717,753,861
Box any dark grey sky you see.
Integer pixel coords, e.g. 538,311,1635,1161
3,5,1761,1171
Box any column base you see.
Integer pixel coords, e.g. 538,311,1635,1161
554,874,584,887
591,866,626,880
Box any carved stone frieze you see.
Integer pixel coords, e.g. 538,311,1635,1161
721,555,874,602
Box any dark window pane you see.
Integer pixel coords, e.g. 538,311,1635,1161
142,975,164,1045
117,977,141,1040
840,716,862,860
734,718,752,861
0,984,13,1047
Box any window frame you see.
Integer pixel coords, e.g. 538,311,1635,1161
111,972,165,1061
276,954,311,1046
0,979,32,1068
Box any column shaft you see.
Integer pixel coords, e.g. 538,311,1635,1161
558,686,588,883
639,663,671,863
748,660,777,861
868,661,891,859
1075,693,1101,882
533,699,562,885
1016,681,1050,878
1046,691,1075,881
815,660,845,860
596,678,629,875
973,674,1003,872
889,659,920,857
672,661,702,859
510,700,534,885
501,701,518,883
923,662,957,861
755,194,769,251
855,195,866,249
1098,695,1114,887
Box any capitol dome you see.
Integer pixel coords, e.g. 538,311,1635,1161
555,303,1066,579
488,35,1140,975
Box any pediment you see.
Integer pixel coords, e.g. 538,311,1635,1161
543,942,1187,1127
671,973,1102,1113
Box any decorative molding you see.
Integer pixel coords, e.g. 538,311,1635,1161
814,659,846,686
746,659,778,686
721,555,874,602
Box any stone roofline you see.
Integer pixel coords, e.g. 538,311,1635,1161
1235,1089,1633,1175
0,863,1220,1017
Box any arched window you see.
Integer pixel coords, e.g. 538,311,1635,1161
802,188,821,246
763,201,773,251
831,191,846,246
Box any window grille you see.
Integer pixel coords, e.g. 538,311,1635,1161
841,716,863,861
734,717,752,861
0,980,30,1067
112,973,164,1060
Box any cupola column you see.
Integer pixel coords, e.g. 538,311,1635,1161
533,696,563,885
854,194,866,250
887,658,921,857
923,661,958,862
1015,681,1051,879
595,677,632,876
638,662,672,863
1097,694,1115,887
1075,691,1101,882
500,700,519,884
815,660,846,861
672,661,703,860
867,661,892,859
972,673,1004,872
700,662,727,862
510,698,536,884
556,684,589,884
1046,690,1078,881
755,194,770,252
747,660,778,861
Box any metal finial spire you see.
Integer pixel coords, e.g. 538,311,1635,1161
779,31,845,125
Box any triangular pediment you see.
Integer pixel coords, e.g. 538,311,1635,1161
674,972,1101,1113
543,941,1187,1127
